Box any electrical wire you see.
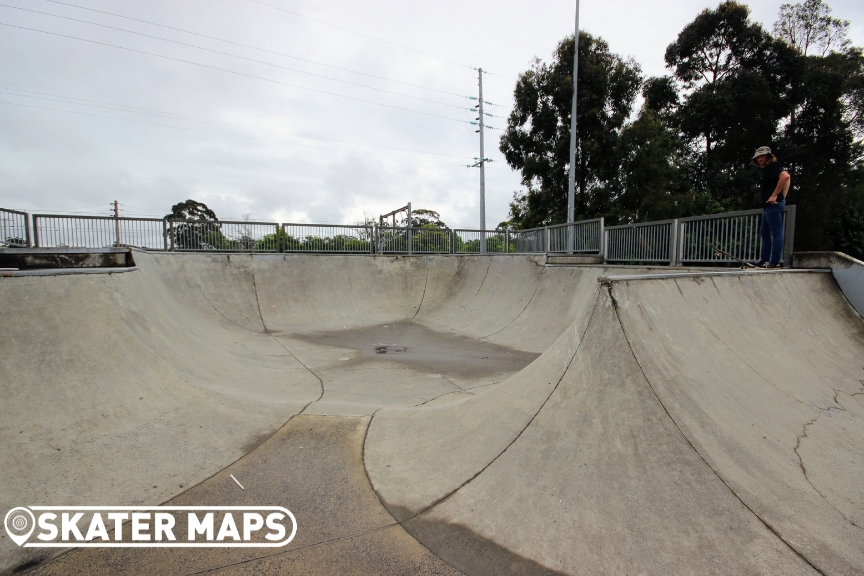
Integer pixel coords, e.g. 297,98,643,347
248,0,477,71
0,4,470,110
0,22,472,124
0,88,470,158
0,100,478,166
36,0,470,99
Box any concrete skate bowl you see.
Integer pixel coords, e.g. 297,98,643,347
1,252,862,575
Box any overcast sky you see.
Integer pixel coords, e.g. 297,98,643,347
1,0,862,228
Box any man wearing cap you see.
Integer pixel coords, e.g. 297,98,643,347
752,146,790,268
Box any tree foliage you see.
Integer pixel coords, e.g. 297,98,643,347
165,199,222,250
499,32,641,227
500,0,864,259
774,0,850,56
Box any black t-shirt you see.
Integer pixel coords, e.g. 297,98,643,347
761,161,787,204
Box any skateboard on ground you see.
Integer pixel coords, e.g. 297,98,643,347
708,242,758,269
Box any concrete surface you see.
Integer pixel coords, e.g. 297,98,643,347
1,252,861,575
795,251,864,317
27,415,464,576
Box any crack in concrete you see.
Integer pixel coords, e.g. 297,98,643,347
470,258,493,303
609,284,828,576
478,267,545,340
414,389,475,407
250,261,325,407
412,264,430,319
793,410,862,530
199,286,264,334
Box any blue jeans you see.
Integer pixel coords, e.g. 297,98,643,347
760,201,785,264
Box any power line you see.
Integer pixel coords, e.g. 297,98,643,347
249,1,516,80
0,100,477,165
37,0,469,98
0,22,473,124
0,4,470,110
0,87,469,157
248,0,477,71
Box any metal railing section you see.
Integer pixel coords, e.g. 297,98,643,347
168,220,281,252
548,219,604,253
1,208,30,247
3,206,796,266
678,206,796,267
509,227,546,254
32,214,166,249
282,223,374,253
605,219,678,264
452,229,508,253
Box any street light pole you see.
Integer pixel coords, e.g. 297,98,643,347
566,0,580,252
478,68,487,254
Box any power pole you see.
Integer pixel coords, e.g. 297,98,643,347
566,0,580,252
469,70,494,253
113,200,121,247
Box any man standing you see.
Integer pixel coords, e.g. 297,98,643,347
752,146,791,268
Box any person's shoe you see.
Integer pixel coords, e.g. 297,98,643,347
755,260,767,267
766,262,782,269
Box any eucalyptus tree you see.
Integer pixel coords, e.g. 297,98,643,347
499,32,641,228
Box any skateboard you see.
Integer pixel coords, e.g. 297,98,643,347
708,242,758,269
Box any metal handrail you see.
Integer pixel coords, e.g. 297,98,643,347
35,214,165,222
605,218,679,230
678,208,763,222
2,206,797,266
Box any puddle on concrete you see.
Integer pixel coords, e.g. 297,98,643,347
288,321,539,381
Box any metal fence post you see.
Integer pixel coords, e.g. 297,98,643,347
669,219,679,266
597,218,604,257
162,219,168,251
31,214,39,248
544,226,550,253
602,229,608,263
505,229,510,254
783,205,796,268
24,212,32,248
169,220,175,251
368,225,374,255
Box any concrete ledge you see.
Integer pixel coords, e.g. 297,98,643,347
597,268,831,284
0,248,133,269
1,266,138,277
546,255,604,265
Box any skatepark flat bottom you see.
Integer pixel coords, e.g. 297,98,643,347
2,252,863,575
284,321,539,416
26,415,465,576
